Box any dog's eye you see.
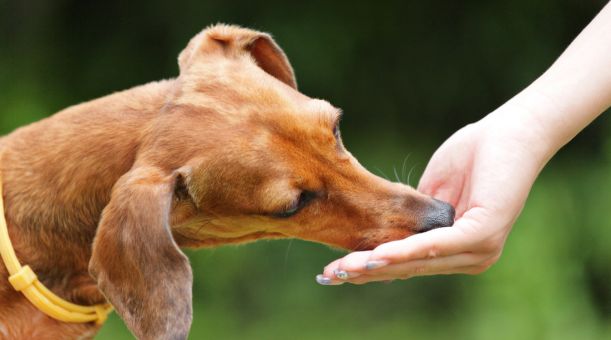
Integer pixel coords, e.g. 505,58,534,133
272,191,317,218
333,123,341,141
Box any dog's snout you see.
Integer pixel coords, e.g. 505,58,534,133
420,199,455,232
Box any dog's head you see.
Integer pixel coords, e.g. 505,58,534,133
89,25,454,339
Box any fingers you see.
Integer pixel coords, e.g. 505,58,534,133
316,210,503,286
345,265,479,285
365,208,497,267
319,253,487,285
319,251,372,284
363,253,483,277
367,223,480,264
348,251,499,284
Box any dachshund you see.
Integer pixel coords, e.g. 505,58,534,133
0,25,454,339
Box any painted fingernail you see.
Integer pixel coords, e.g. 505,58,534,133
316,274,333,285
333,269,350,280
365,260,388,270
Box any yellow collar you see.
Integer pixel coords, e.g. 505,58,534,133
0,171,112,325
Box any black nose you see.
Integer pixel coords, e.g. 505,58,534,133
420,199,455,232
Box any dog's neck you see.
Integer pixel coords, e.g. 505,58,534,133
0,79,176,338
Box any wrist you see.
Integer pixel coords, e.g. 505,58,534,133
504,88,569,161
481,95,558,170
485,78,607,168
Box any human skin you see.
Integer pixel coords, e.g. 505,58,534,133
318,2,611,285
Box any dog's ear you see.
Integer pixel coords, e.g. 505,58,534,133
89,166,193,340
178,24,297,89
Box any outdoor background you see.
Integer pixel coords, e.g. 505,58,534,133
1,0,610,339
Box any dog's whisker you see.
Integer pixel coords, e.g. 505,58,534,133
373,166,390,180
407,164,418,187
393,166,401,184
401,153,411,183
283,238,294,276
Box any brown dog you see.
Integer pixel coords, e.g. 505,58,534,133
0,25,454,339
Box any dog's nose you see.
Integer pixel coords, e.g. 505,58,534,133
420,199,455,232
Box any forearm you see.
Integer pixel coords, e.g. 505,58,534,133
493,2,611,164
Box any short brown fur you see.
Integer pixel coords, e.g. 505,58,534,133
0,25,446,339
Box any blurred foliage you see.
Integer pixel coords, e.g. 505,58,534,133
0,0,609,339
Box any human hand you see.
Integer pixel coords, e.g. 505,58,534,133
317,0,611,285
317,106,550,285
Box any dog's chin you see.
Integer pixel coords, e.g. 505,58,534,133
172,230,287,248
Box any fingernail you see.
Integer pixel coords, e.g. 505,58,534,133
365,260,388,270
316,274,333,285
333,269,350,280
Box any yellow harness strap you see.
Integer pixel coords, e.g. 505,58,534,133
0,170,112,325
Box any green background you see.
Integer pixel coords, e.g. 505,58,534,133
1,0,609,339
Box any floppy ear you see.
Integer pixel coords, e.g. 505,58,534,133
89,166,193,340
178,24,297,89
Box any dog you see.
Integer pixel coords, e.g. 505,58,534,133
0,25,455,339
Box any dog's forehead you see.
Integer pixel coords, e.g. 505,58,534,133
305,99,339,117
263,98,339,137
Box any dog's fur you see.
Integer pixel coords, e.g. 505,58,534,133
0,25,452,339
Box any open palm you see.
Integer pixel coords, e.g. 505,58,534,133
320,111,547,284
